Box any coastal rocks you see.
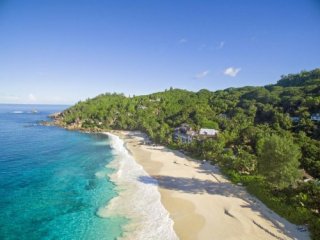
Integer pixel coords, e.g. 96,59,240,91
39,120,56,127
42,112,108,134
48,112,62,119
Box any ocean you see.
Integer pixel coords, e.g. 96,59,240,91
0,104,177,240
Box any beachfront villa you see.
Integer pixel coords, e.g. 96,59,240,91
173,124,218,143
173,124,197,143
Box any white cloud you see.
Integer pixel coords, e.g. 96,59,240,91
217,41,225,49
28,93,37,102
224,67,241,77
179,38,187,44
194,70,210,79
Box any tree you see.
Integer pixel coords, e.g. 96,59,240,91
298,182,320,214
257,134,301,189
233,146,257,174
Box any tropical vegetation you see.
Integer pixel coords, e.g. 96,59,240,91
56,68,320,239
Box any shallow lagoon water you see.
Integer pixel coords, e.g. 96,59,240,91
0,105,126,240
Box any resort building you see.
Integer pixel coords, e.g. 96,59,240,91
173,124,219,143
173,124,197,143
311,113,320,122
199,128,219,137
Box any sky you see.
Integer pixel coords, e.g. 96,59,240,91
0,0,320,104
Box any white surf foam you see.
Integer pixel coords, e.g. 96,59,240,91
95,171,106,179
93,141,109,146
97,132,178,240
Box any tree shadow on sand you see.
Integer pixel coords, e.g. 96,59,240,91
139,175,244,197
138,175,303,239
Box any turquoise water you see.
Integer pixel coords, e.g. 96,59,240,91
0,104,126,240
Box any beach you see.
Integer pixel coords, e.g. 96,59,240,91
114,130,310,240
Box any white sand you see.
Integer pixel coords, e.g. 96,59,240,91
114,131,310,240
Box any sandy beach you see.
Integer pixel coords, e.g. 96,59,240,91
114,130,309,240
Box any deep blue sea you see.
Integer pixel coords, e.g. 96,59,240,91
0,104,126,240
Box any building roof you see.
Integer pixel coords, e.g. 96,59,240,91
186,130,197,136
199,128,218,136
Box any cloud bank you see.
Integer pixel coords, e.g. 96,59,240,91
224,67,241,77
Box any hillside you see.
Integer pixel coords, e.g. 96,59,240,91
55,68,320,238
58,68,320,175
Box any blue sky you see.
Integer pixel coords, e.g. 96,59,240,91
0,0,320,104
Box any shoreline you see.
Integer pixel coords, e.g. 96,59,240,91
99,132,178,240
113,130,310,240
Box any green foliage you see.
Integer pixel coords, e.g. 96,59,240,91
297,182,320,213
234,146,257,173
246,182,313,224
277,69,320,87
257,134,301,189
310,218,320,240
296,132,320,178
